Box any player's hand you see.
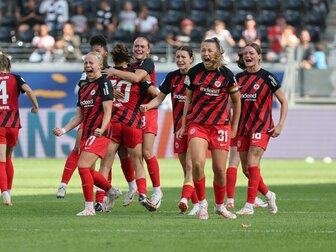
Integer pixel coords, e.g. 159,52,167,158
113,89,124,100
140,104,148,112
94,128,103,137
53,127,63,137
231,129,237,139
31,106,38,113
176,125,185,139
269,124,282,138
141,75,151,82
101,68,115,77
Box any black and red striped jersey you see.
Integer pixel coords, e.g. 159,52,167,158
0,73,26,128
110,66,150,128
184,63,239,125
77,76,114,139
159,69,187,132
236,68,280,136
132,58,156,104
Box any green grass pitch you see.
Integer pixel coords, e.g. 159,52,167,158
0,158,335,252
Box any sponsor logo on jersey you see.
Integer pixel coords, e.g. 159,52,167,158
214,81,221,87
237,140,241,147
200,86,220,96
241,93,257,100
80,99,94,106
0,106,10,110
90,90,96,95
173,94,186,101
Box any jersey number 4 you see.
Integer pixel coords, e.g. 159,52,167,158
0,80,9,104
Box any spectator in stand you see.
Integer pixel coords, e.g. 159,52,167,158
312,42,328,69
280,25,299,50
29,24,55,62
266,15,287,62
298,29,315,69
166,18,194,47
205,20,236,63
118,1,137,34
96,0,117,40
16,0,45,36
135,6,158,42
71,5,89,35
39,0,69,38
54,22,82,62
238,15,260,48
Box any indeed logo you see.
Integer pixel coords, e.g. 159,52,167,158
173,94,186,101
80,99,94,106
241,93,257,99
200,86,220,96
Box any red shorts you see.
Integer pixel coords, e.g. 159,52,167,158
79,135,111,158
141,109,158,135
111,122,142,149
187,122,231,151
230,136,238,147
174,132,188,153
237,132,271,152
0,127,19,146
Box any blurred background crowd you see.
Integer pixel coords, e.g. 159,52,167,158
0,0,334,68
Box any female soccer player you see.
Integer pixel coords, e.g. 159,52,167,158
140,45,199,215
102,37,162,209
235,43,288,215
0,52,39,206
99,43,157,211
177,38,241,220
53,52,119,216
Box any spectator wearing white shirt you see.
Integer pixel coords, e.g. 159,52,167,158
135,6,158,42
29,24,55,62
118,1,137,34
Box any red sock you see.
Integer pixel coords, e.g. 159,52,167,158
61,150,79,184
6,157,14,190
78,167,94,202
247,166,261,204
91,170,112,191
0,162,7,192
226,167,237,199
181,184,194,200
121,157,135,182
136,177,147,195
213,182,226,205
193,177,206,201
145,156,160,187
191,188,199,204
258,176,269,195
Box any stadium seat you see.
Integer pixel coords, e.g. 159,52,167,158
113,29,134,43
284,10,302,29
17,29,34,43
162,10,184,26
216,0,235,11
213,10,232,28
230,25,244,42
191,0,211,12
257,25,269,42
0,27,13,42
305,25,321,43
166,0,187,12
305,10,326,30
1,15,16,28
158,25,179,41
146,0,164,12
260,0,281,11
285,0,305,11
258,10,277,26
238,0,258,12
189,10,208,27
190,25,204,43
232,11,252,27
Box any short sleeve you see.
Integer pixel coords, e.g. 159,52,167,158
138,58,154,74
265,72,281,93
14,74,27,94
98,77,114,102
159,72,173,94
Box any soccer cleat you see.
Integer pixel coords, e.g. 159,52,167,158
94,202,104,212
104,187,122,212
178,201,188,214
3,198,12,206
56,185,67,199
76,208,96,216
254,197,268,208
267,191,278,214
122,188,137,207
225,202,235,209
198,202,209,220
187,204,200,216
150,191,163,210
214,205,237,219
139,194,156,212
236,205,254,215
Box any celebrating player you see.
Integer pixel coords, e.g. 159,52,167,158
235,43,288,215
0,52,39,206
53,52,119,216
177,37,241,220
140,45,200,215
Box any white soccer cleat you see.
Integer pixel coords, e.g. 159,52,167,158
56,185,67,199
150,191,163,210
254,197,268,208
104,187,122,212
139,194,156,212
215,205,237,219
198,201,209,220
122,188,137,207
236,205,254,215
267,191,278,214
76,208,96,216
187,204,199,216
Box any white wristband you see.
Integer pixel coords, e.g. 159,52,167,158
61,128,66,134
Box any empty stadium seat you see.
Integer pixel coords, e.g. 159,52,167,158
191,0,211,12
146,0,164,12
260,0,281,11
17,29,34,43
189,10,208,27
230,25,244,42
305,10,326,30
0,27,13,42
257,25,269,42
113,29,134,43
284,10,302,28
285,0,306,11
190,26,204,43
238,0,258,12
162,10,184,26
1,15,16,28
305,25,321,42
216,0,235,11
166,0,187,12
213,10,232,28
258,10,277,26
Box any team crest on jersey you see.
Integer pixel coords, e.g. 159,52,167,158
190,128,196,135
253,83,260,90
237,140,241,148
214,81,221,87
90,90,96,95
175,142,179,149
